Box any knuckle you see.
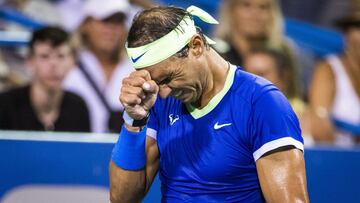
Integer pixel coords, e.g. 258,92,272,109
119,95,126,104
137,70,151,79
135,87,144,96
126,77,145,87
122,77,131,85
136,77,146,84
120,85,130,94
130,71,139,77
125,94,140,105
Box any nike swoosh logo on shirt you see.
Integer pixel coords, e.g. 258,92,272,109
214,122,232,130
131,51,147,63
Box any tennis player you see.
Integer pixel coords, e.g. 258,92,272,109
110,5,309,203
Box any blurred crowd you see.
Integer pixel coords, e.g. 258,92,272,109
0,0,359,147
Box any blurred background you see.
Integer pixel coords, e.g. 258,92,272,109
0,0,359,202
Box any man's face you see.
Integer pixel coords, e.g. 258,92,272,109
144,55,204,104
82,13,127,54
231,0,272,39
28,42,74,91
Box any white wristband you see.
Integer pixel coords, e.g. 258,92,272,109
123,111,149,127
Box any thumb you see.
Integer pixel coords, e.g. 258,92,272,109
142,80,159,111
142,80,159,94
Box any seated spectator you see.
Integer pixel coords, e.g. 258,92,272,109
214,0,313,96
214,0,297,67
63,0,134,133
309,1,360,146
244,48,313,145
0,26,90,132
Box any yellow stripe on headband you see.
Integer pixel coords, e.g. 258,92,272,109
126,5,218,69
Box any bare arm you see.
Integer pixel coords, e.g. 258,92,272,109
256,148,309,203
309,61,336,142
109,135,159,203
110,69,160,202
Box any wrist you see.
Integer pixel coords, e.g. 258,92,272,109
124,123,145,132
111,125,147,170
123,111,149,127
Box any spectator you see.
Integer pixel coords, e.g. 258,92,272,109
244,48,313,145
0,26,90,132
244,49,300,108
214,0,304,94
63,0,134,133
214,0,294,65
309,0,360,146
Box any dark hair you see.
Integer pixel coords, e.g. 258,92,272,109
249,48,299,98
29,26,70,55
127,6,209,58
251,48,290,77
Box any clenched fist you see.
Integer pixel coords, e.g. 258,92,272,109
120,70,159,120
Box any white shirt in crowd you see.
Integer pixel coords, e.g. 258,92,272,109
63,50,134,133
327,55,360,147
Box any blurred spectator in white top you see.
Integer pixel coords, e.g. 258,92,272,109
63,0,134,133
309,0,360,146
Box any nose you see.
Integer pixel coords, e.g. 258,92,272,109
159,84,172,98
45,57,57,72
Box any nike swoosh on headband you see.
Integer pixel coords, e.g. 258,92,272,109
126,5,218,69
131,51,147,63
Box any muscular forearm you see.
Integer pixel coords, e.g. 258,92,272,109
109,161,146,203
109,130,159,203
110,70,160,202
257,149,309,203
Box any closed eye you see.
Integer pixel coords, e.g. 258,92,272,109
157,71,175,85
158,77,172,85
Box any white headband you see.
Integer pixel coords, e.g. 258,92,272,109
125,5,218,69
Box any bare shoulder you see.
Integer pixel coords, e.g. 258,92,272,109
310,60,336,103
313,60,335,82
